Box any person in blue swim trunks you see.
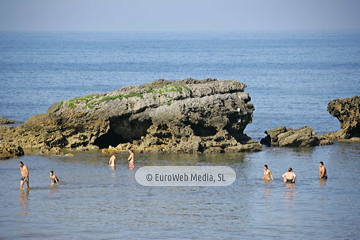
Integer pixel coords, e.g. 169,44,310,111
19,161,30,189
50,171,59,184
282,167,296,183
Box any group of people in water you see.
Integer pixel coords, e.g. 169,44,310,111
263,161,328,183
108,149,135,170
19,149,135,190
19,161,59,190
19,151,327,189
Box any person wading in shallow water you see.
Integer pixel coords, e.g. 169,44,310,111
109,152,116,169
50,171,59,184
19,161,30,190
262,165,274,181
282,167,296,183
128,149,135,170
319,161,327,179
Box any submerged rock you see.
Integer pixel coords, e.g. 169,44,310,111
261,126,325,147
0,78,262,154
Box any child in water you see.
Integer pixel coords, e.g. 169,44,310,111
128,149,135,170
50,171,59,184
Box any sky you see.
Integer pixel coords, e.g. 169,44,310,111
0,0,359,31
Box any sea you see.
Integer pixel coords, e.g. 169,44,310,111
0,30,359,239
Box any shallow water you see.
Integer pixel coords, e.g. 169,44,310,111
1,141,359,239
1,30,360,239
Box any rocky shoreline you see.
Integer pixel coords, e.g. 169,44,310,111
0,117,23,125
260,96,360,147
260,126,333,147
0,79,359,159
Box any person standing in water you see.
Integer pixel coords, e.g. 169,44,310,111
262,165,274,181
128,149,135,170
319,161,327,179
282,168,296,183
49,171,59,184
19,161,30,190
109,152,116,169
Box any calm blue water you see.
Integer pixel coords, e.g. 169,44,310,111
0,31,360,239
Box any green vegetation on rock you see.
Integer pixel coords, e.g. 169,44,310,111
65,85,191,109
67,102,76,109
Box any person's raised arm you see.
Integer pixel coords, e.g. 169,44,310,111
270,170,274,180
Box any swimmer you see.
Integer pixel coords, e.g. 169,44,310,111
109,152,116,168
128,149,135,170
319,161,327,179
50,171,59,184
19,161,30,190
262,165,274,181
282,168,296,183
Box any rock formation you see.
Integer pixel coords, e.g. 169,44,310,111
320,96,360,141
0,78,262,154
260,126,331,147
0,142,24,159
0,117,22,125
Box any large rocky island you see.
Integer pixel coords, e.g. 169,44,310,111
0,78,262,156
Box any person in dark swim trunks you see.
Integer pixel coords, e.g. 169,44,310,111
319,161,328,179
282,168,296,183
20,177,28,182
19,161,30,190
50,171,59,184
